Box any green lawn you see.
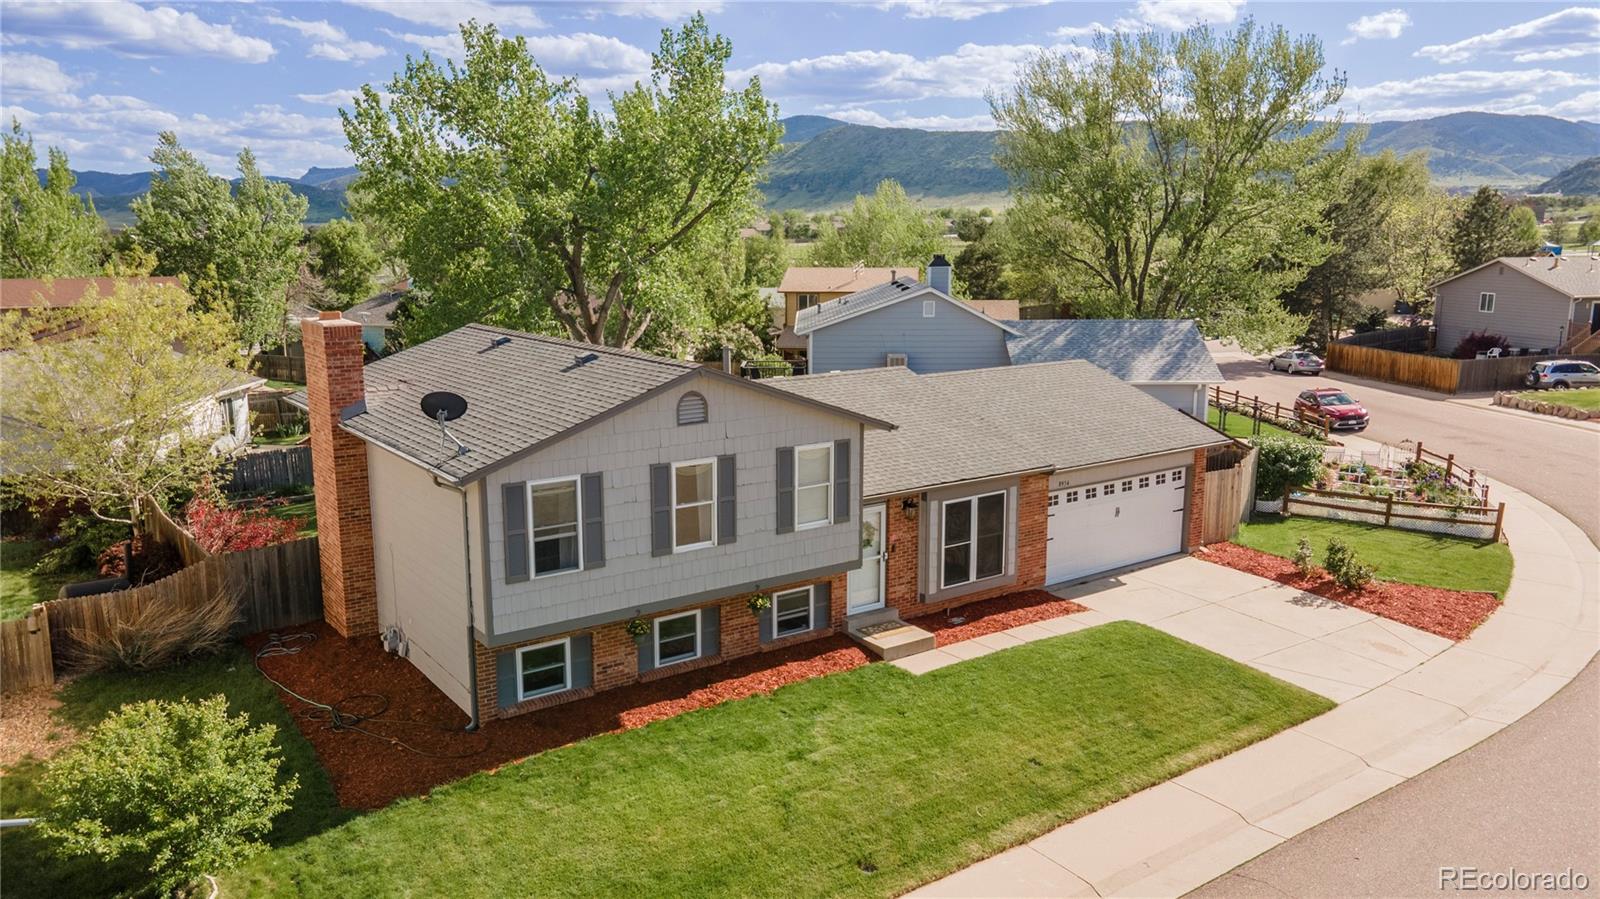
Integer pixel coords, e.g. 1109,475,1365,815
1207,406,1305,441
252,431,308,447
1514,387,1600,412
263,497,318,538
1238,516,1513,597
226,622,1330,898
0,539,97,620
263,378,304,391
0,647,351,898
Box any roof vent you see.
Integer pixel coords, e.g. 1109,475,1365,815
488,335,511,349
574,352,599,366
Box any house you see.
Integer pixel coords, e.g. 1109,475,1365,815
774,265,910,363
1430,255,1600,355
292,310,1227,725
1,276,182,342
794,257,1221,417
344,288,405,355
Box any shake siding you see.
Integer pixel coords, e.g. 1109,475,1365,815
368,443,475,713
1434,263,1576,352
809,299,1010,374
484,375,861,639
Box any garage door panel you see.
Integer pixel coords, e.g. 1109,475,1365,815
1046,468,1186,585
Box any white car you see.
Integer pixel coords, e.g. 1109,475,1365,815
1524,360,1600,389
1268,350,1324,374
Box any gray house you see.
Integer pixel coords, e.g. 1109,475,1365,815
1005,319,1222,418
1431,255,1600,354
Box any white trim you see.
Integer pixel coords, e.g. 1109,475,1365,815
922,299,936,318
526,475,583,578
939,489,1009,590
654,609,701,666
670,457,718,552
848,502,888,614
773,585,814,637
793,441,833,531
1479,291,1496,313
515,637,571,701
793,285,1024,337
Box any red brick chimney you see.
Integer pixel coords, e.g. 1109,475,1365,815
302,311,377,638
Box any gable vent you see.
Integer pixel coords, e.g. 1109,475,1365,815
677,391,708,426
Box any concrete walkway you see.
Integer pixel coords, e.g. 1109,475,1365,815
903,468,1598,897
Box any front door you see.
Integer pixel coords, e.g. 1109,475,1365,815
847,503,887,613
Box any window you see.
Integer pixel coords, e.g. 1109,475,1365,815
676,391,708,426
1139,476,1150,489
1104,482,1116,495
530,478,581,576
1479,292,1496,313
672,460,716,551
773,586,813,637
655,610,700,666
1062,489,1078,503
517,638,569,700
219,397,237,433
794,443,832,530
1155,473,1167,485
796,293,818,310
941,491,1006,588
1122,480,1134,492
922,300,936,318
1172,468,1184,483
1047,494,1060,508
1085,486,1099,499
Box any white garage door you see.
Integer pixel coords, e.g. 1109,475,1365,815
1046,467,1187,584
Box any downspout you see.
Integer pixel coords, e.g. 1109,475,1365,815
433,475,481,732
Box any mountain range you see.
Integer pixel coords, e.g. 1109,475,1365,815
1535,157,1600,195
47,112,1600,223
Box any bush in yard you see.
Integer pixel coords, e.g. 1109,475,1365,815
38,695,296,896
184,497,301,553
1253,435,1325,502
66,587,240,672
1292,537,1316,576
1322,538,1375,590
96,534,182,584
1451,330,1509,360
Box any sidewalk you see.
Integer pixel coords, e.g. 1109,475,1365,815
904,448,1598,897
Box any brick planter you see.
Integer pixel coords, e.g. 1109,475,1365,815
1492,391,1600,421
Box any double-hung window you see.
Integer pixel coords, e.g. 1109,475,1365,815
529,477,581,576
655,610,700,666
1479,292,1496,313
794,443,832,530
773,586,813,637
672,459,716,551
941,491,1007,588
517,638,569,700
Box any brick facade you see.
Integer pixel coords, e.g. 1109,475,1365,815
1186,447,1208,548
301,311,379,638
476,572,848,722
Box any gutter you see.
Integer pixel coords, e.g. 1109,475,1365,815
432,475,480,732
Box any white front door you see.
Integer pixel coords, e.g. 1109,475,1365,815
847,503,887,613
1046,468,1187,585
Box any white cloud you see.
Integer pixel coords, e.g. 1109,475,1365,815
387,30,649,81
295,88,367,106
827,108,996,130
734,42,1093,105
265,16,345,43
1343,69,1599,120
0,52,82,103
598,1,726,20
1053,22,1111,38
1415,7,1600,64
1341,9,1409,45
343,0,546,30
874,1,1050,21
1119,0,1246,31
2,0,275,63
310,40,389,62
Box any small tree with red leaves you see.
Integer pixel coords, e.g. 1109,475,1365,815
184,498,301,554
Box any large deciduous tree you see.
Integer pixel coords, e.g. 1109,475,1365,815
1448,187,1534,270
2,120,105,278
807,180,945,271
1376,182,1456,317
342,16,781,349
991,21,1353,350
130,133,308,350
308,217,382,307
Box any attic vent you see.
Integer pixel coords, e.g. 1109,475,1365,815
574,352,599,366
922,300,936,317
488,336,512,349
885,353,908,367
677,391,708,425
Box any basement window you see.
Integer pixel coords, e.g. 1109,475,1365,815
517,638,570,700
773,586,813,637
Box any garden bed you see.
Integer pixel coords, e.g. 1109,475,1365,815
908,590,1089,646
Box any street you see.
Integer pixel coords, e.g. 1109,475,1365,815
1190,345,1600,898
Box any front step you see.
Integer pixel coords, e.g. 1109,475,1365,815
845,611,937,661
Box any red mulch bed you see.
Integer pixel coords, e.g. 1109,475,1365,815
907,589,1090,647
1196,543,1499,641
245,622,869,810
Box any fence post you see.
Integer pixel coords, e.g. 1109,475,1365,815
1445,453,1455,481
1492,502,1506,542
1414,442,1423,463
1384,494,1394,526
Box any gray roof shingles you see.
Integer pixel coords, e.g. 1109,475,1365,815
770,360,1228,497
1004,319,1223,383
792,277,926,334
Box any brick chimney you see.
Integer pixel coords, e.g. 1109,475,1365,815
301,311,377,638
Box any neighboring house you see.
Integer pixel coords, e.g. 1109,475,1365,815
1430,255,1600,354
1005,320,1222,418
774,265,910,363
1,276,182,342
344,288,405,356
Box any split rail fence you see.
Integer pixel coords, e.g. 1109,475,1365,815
1209,387,1332,440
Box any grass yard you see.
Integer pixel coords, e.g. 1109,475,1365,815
0,647,351,898
1514,387,1600,412
0,539,97,620
263,497,318,538
263,378,304,391
252,431,308,447
1237,516,1513,597
226,622,1330,898
1207,406,1307,442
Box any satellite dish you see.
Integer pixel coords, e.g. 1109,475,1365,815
420,391,468,422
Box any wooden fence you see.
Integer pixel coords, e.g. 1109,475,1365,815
224,446,314,494
1284,484,1505,542
140,497,210,566
1201,444,1257,544
1337,325,1431,351
249,391,307,432
0,607,54,690
1326,342,1600,394
251,352,306,384
1209,387,1332,440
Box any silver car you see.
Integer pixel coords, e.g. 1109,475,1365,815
1525,360,1600,389
1268,350,1324,374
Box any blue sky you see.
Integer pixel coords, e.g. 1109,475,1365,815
1,1,1596,177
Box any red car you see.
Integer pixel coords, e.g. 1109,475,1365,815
1295,387,1369,431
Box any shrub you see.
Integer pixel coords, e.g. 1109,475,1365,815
1253,436,1326,502
1451,330,1510,359
185,497,301,553
66,587,240,672
38,695,296,896
1292,537,1316,577
96,534,182,584
31,517,127,575
1322,538,1375,590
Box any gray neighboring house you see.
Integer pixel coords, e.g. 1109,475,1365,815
1005,319,1222,418
1430,255,1600,354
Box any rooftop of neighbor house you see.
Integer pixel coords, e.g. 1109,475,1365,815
1432,255,1600,298
344,289,405,328
769,361,1229,498
793,276,1023,336
1004,319,1224,383
0,276,183,310
287,322,892,484
777,266,911,295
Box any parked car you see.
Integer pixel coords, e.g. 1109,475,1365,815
1524,360,1600,389
1268,350,1324,374
1295,387,1369,431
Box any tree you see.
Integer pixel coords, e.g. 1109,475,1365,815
1579,217,1600,246
1,120,105,278
308,217,381,307
131,133,307,349
0,279,242,527
1509,205,1541,253
1547,211,1571,247
344,16,781,349
1448,187,1528,270
953,223,1008,299
952,208,988,242
808,180,944,270
741,226,787,288
992,21,1352,350
1376,184,1456,316
643,221,772,361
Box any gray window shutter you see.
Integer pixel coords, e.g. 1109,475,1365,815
701,605,721,657
581,473,605,569
502,483,529,583
636,630,655,674
649,463,672,557
570,634,593,690
758,599,775,643
832,439,851,524
775,447,795,535
496,650,518,709
813,581,832,632
716,454,737,545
